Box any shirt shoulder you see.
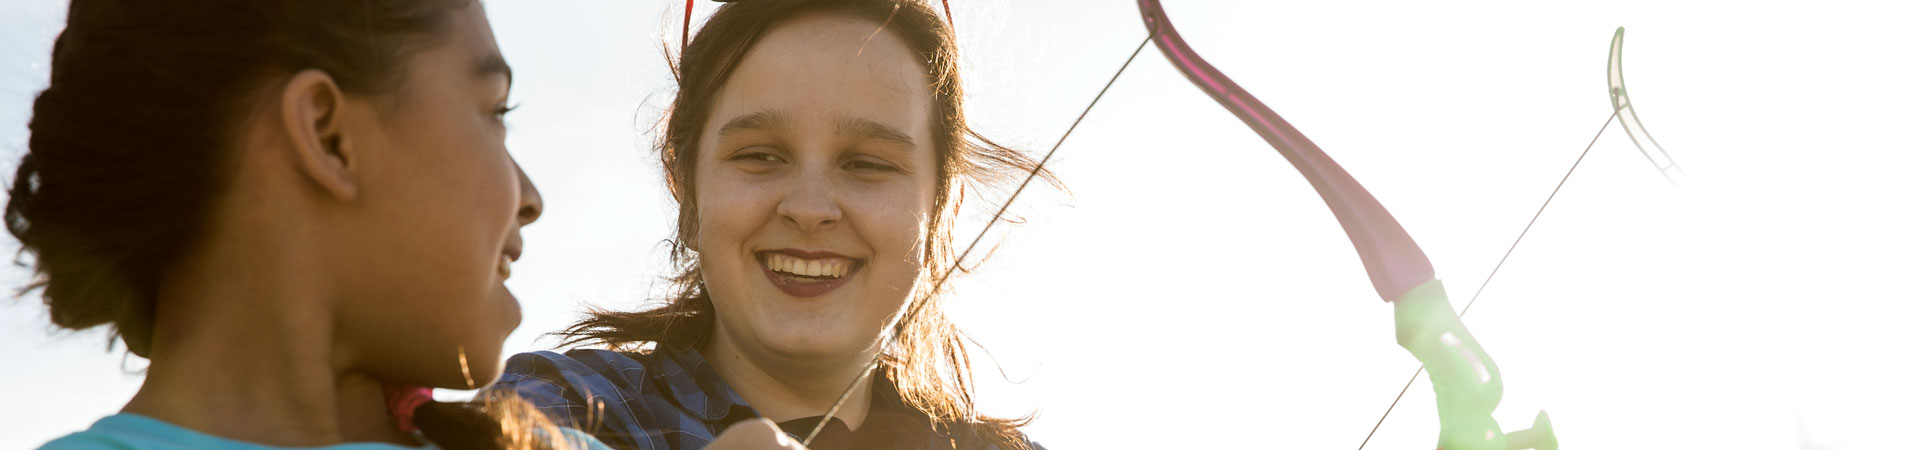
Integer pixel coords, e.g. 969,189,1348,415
38,414,183,450
493,349,646,430
38,433,141,450
493,348,749,450
37,414,435,450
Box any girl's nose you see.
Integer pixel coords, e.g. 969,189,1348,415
512,158,543,226
776,169,840,233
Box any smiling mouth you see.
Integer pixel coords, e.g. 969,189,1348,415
763,252,854,278
499,245,521,280
758,251,861,297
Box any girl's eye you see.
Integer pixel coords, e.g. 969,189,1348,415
846,159,900,173
730,149,785,164
493,103,519,121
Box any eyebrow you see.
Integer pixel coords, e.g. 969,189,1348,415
474,51,513,88
716,109,918,151
717,109,788,138
837,117,917,151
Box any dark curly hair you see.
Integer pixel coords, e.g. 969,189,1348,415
9,1,560,449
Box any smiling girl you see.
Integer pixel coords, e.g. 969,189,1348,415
490,1,1048,449
17,1,603,449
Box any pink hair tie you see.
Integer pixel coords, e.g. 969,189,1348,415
383,383,435,433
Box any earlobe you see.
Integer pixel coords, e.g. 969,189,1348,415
279,69,359,201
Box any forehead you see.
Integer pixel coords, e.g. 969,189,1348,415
376,3,506,107
417,4,501,70
707,13,933,136
444,3,500,56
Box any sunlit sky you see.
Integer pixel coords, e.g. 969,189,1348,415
3,1,1917,449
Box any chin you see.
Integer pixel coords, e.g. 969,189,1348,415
443,297,518,388
469,359,506,388
454,337,508,388
495,289,524,336
761,324,879,361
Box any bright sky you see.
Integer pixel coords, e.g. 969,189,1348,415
2,1,1916,449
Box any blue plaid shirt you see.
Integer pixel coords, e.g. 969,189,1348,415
491,347,1042,450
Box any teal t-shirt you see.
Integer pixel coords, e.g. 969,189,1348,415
40,414,612,450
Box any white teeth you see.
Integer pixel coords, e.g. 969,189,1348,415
765,253,853,278
498,254,513,280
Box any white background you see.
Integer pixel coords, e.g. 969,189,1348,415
2,1,1916,449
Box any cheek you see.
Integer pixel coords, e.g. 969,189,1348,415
688,166,788,285
852,181,937,276
356,115,520,359
408,140,516,274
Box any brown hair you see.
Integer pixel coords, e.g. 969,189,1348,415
563,0,1051,448
9,1,554,448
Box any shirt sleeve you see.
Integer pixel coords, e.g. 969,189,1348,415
492,351,602,431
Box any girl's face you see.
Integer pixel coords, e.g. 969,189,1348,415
332,4,539,389
693,13,940,363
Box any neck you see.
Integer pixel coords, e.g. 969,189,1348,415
121,221,411,447
701,333,878,430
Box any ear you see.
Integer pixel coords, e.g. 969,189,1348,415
278,69,359,201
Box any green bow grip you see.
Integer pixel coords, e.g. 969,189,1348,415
1394,279,1557,450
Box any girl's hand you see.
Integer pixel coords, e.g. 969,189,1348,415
705,418,808,450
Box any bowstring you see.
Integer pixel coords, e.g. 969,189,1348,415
1354,110,1620,450
802,35,1154,447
